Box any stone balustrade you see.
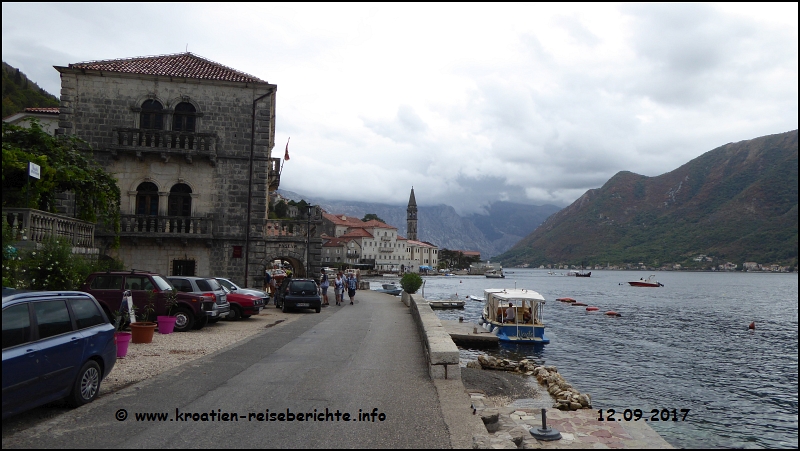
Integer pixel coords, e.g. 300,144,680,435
4,208,95,249
109,128,218,165
265,219,311,237
104,214,213,238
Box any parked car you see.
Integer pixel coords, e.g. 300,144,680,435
167,277,230,323
81,271,214,332
2,290,116,419
215,278,269,302
220,286,264,320
275,278,321,313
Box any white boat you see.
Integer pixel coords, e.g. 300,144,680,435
628,274,664,287
374,282,402,296
479,288,550,344
485,268,505,278
467,295,485,302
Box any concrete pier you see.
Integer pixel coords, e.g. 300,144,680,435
441,319,499,348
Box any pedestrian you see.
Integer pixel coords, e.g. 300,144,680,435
264,269,273,304
319,269,330,306
334,271,345,306
347,272,358,305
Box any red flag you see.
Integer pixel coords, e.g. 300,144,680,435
284,138,290,161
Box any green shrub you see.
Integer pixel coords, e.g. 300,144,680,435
400,272,423,294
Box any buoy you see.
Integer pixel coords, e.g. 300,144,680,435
573,302,587,306
605,311,618,316
586,306,599,311
748,322,755,330
556,297,575,302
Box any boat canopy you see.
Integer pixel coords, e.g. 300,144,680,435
484,288,546,325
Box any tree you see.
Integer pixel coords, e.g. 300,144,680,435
400,272,423,294
2,120,120,240
362,213,385,223
273,200,288,218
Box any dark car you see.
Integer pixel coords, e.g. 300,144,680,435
167,277,230,323
275,278,321,313
2,290,116,419
81,271,214,332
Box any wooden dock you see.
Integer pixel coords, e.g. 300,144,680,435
441,320,498,348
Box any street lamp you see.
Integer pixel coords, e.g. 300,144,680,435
306,204,314,277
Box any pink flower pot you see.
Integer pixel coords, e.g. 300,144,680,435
157,316,177,334
115,332,132,358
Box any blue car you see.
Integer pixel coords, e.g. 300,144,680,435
2,290,117,419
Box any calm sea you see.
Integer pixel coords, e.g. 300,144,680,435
405,269,798,449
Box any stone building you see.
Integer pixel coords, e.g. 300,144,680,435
55,52,320,287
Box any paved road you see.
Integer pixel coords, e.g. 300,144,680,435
3,291,453,448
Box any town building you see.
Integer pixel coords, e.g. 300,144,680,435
53,52,320,287
3,107,60,135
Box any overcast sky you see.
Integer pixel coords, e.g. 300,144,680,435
3,3,797,215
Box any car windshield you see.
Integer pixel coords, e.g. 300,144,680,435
152,275,173,291
292,281,317,292
216,279,235,290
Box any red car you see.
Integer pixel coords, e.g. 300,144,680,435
223,290,264,320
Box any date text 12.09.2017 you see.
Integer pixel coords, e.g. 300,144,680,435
597,408,690,422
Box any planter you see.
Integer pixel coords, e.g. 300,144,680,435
130,322,157,344
115,332,132,358
157,316,178,334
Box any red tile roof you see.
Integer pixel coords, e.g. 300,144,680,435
24,107,60,114
68,52,267,84
341,228,373,238
322,212,396,230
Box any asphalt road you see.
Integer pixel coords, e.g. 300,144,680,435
3,291,452,449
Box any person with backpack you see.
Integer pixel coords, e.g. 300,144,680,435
319,269,330,306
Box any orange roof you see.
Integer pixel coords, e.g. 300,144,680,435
322,212,396,230
65,52,267,84
341,228,373,238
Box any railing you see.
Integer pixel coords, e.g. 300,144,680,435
95,214,213,238
4,208,95,248
110,128,218,164
379,248,394,253
265,219,310,237
346,251,360,258
381,236,391,241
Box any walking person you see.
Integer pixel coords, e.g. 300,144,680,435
346,272,358,305
334,271,345,306
319,269,330,306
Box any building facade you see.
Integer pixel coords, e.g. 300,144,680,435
55,52,320,287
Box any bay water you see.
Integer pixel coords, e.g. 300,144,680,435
405,269,798,449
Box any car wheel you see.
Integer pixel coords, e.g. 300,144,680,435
228,305,242,321
208,317,220,324
173,307,195,332
67,360,101,407
282,300,289,313
241,314,252,319
316,305,321,313
194,315,209,330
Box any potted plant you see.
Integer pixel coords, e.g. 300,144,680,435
156,289,179,334
130,291,157,343
113,304,132,358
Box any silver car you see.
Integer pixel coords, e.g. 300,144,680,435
167,277,230,323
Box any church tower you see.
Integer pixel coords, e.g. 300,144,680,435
407,187,418,241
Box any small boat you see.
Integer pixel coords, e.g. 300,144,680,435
575,271,591,277
467,295,486,302
479,288,550,344
485,268,505,278
628,275,664,287
429,295,465,309
374,282,402,296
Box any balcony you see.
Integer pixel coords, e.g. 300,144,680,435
4,208,96,251
110,128,218,165
95,214,213,244
346,250,360,258
380,236,392,241
378,247,394,253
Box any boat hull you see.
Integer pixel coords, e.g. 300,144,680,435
627,282,662,287
480,318,550,344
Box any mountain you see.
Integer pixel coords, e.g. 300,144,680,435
276,190,560,259
495,130,799,268
2,62,60,118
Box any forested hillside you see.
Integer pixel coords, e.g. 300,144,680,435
2,62,59,118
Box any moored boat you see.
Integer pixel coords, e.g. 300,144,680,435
628,274,664,287
479,288,550,344
374,282,402,296
485,268,505,278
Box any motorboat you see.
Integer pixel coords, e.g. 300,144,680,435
479,288,550,344
374,282,402,296
467,295,486,302
485,268,505,278
628,274,664,287
575,271,591,277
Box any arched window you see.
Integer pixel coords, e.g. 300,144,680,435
172,102,197,149
168,183,192,233
135,182,159,232
139,100,164,147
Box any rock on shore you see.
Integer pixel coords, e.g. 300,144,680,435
475,355,592,411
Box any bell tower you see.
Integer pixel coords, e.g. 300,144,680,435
407,187,418,241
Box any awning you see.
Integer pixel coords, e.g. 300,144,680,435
419,265,433,270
